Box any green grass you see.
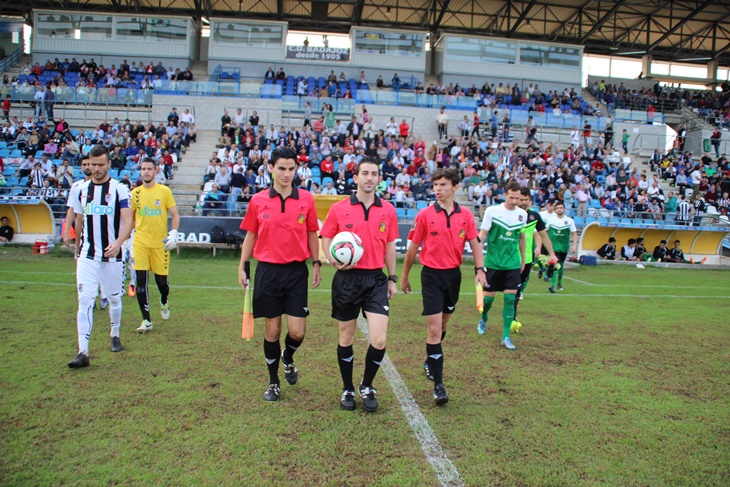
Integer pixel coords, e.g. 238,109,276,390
0,247,728,486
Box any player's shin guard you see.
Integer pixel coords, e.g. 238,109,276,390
282,333,303,364
481,296,495,321
503,294,516,339
263,339,281,385
361,345,385,388
108,292,122,337
426,343,444,385
77,295,95,355
154,274,170,305
337,344,355,391
135,270,151,322
557,266,565,286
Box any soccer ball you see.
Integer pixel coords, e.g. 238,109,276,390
330,231,364,266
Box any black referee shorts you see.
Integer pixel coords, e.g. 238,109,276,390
331,269,389,322
253,261,309,319
484,268,521,293
421,266,461,316
554,251,568,264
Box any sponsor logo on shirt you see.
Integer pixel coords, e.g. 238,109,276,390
137,206,162,216
83,203,114,215
155,199,161,206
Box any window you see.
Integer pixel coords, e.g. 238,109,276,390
213,22,283,46
354,31,423,57
445,37,517,64
520,44,580,69
35,14,113,40
116,17,188,43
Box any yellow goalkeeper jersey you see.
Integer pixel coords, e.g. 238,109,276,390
131,183,176,249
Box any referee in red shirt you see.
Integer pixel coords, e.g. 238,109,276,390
401,168,486,405
238,147,322,402
321,157,399,412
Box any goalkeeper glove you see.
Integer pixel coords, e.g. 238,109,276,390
163,229,179,251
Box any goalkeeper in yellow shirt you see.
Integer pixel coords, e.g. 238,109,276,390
130,158,180,332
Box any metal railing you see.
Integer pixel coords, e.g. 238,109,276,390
0,46,24,74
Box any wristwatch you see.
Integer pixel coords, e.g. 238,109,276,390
312,260,322,266
388,275,398,283
475,266,487,275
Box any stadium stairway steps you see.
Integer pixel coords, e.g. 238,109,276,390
169,129,219,213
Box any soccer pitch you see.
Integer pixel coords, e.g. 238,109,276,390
1,247,728,486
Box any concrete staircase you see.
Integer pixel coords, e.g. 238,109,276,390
169,129,219,215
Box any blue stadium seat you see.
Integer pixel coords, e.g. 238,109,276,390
6,177,19,186
310,167,321,178
396,207,408,219
0,149,9,158
415,201,428,210
0,142,6,149
19,177,28,186
574,216,585,226
322,177,334,187
310,176,321,186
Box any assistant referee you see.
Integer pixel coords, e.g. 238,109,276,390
239,146,321,402
401,168,486,405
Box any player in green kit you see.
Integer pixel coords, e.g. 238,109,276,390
477,181,526,350
546,201,577,293
511,188,556,333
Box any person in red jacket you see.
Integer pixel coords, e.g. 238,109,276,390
399,119,410,141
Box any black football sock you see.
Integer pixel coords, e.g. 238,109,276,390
263,339,281,385
282,333,303,364
361,345,386,388
135,270,151,322
154,273,170,305
337,344,355,391
441,330,447,342
427,343,444,386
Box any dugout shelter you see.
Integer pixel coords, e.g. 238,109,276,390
0,197,57,244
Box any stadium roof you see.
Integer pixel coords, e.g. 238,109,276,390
2,0,729,67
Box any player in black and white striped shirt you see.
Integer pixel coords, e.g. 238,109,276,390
67,145,133,368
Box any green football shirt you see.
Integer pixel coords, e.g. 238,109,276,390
546,215,577,253
521,209,546,265
480,204,527,270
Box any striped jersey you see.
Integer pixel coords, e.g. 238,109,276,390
66,179,88,209
71,178,131,262
546,214,577,253
480,204,527,270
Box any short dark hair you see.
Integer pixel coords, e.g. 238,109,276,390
519,187,530,196
637,237,644,243
608,237,616,243
505,181,520,193
554,200,565,208
674,240,680,244
432,168,460,186
356,156,380,175
660,240,667,244
628,238,636,245
270,146,297,166
140,158,156,168
88,144,109,160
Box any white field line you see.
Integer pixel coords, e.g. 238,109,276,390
356,315,465,487
0,280,723,299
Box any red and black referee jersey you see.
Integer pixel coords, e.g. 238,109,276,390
240,185,319,264
321,193,398,270
408,202,478,269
